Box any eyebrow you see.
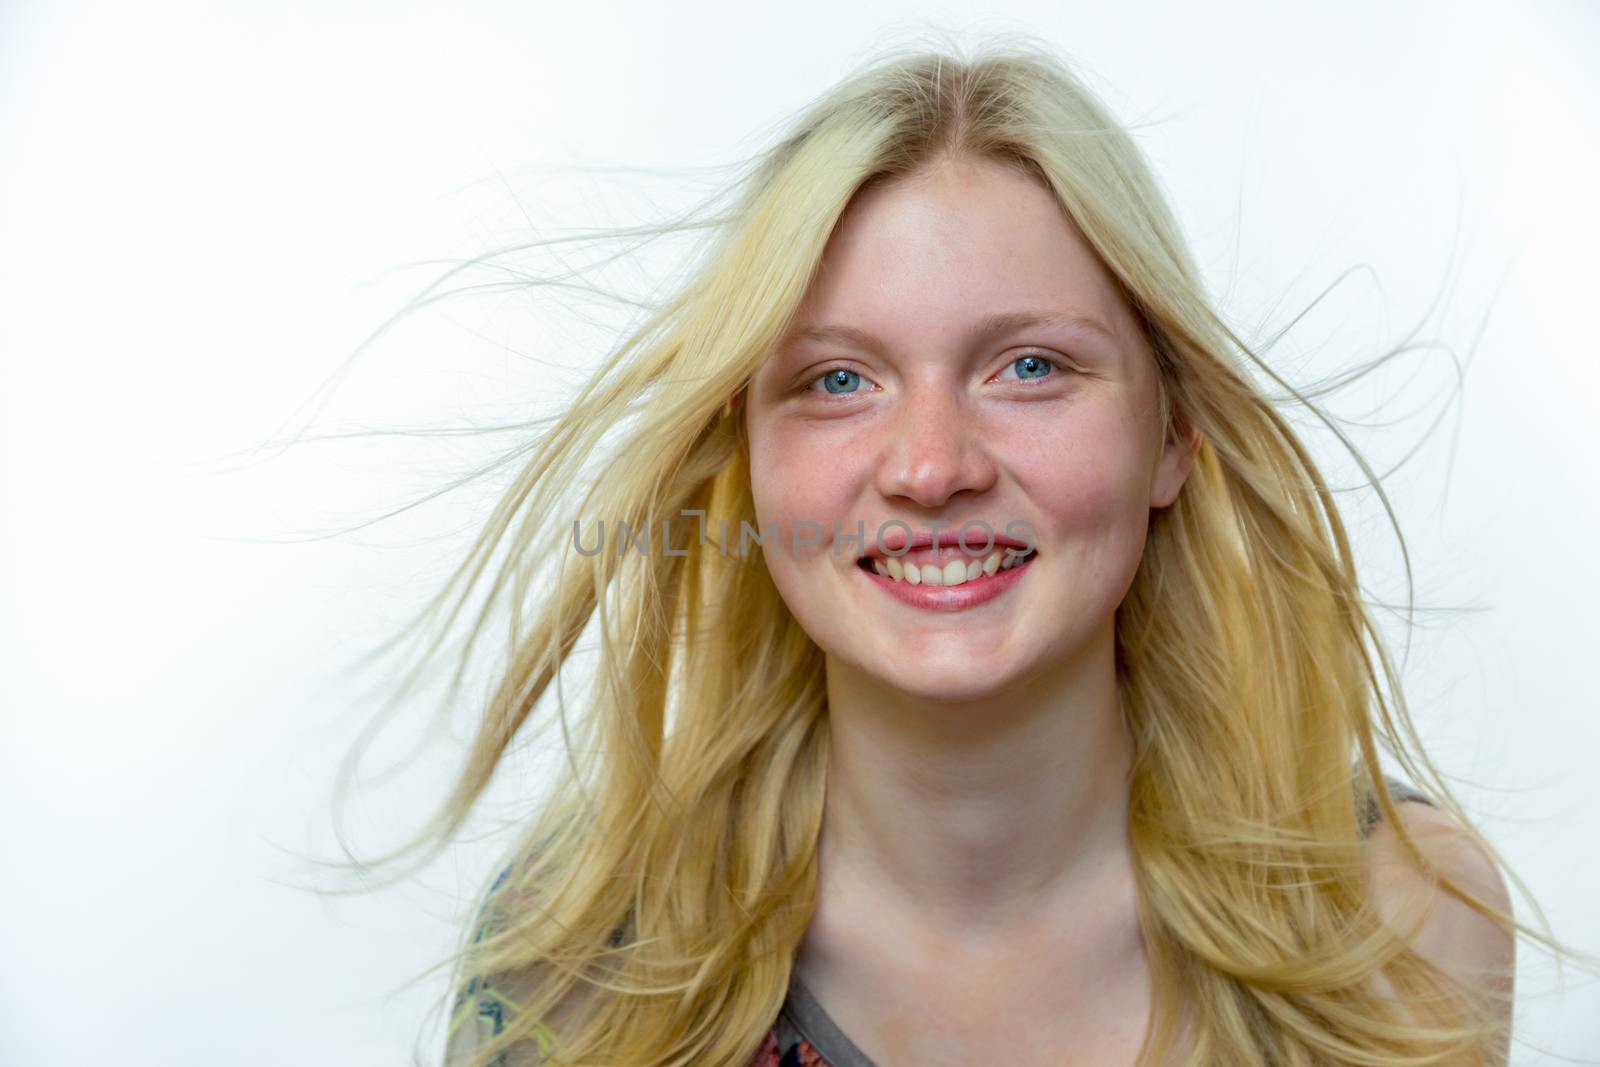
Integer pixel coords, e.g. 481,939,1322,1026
782,310,1120,352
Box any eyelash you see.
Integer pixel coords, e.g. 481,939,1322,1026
804,352,1070,396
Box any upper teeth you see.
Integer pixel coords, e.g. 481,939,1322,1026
868,549,1033,586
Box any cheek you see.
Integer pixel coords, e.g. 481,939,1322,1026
1005,410,1155,582
745,427,849,631
1023,449,1143,529
747,420,864,534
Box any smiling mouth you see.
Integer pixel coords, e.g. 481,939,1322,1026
855,547,1038,587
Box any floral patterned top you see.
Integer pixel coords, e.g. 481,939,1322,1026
743,966,881,1067
448,775,1434,1067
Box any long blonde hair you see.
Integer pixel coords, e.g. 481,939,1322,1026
319,33,1587,1067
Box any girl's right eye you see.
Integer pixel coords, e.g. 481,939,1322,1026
808,367,866,396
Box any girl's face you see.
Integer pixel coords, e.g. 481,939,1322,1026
743,156,1194,702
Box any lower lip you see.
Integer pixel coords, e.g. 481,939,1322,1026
856,555,1037,612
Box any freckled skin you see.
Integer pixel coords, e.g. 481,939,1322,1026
744,156,1194,703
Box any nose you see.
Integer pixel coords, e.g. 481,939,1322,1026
874,379,998,509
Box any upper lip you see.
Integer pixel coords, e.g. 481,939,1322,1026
858,527,1035,561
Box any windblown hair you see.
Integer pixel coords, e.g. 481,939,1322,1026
320,33,1583,1067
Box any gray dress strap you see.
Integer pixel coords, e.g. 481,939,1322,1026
1362,773,1435,837
776,968,881,1067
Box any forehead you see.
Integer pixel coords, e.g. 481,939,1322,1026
783,309,1121,357
785,157,1137,350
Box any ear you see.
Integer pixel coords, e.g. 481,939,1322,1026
1150,409,1200,510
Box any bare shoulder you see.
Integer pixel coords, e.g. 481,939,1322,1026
1366,800,1515,963
1366,799,1517,1058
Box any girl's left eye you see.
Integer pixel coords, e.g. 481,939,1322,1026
994,353,1061,383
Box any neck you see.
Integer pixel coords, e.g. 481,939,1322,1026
812,618,1136,945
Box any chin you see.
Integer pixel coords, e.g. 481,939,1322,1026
832,655,1033,705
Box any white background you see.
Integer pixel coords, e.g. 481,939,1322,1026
2,2,1597,1063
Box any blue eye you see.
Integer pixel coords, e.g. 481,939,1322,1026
811,367,863,395
1000,354,1057,382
